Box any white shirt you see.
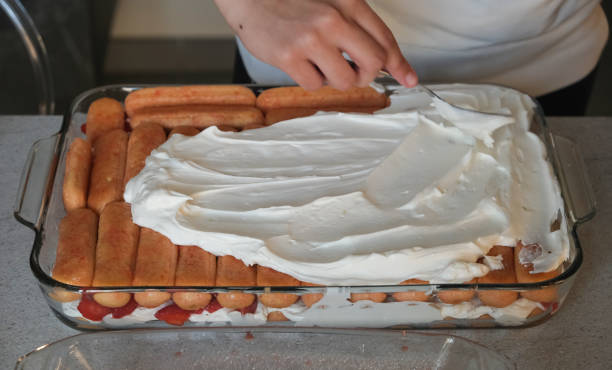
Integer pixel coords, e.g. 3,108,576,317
237,0,608,96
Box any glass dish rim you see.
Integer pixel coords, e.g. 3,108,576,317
20,83,591,295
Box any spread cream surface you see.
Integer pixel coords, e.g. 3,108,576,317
124,84,569,285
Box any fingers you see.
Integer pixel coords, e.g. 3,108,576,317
296,9,385,90
283,60,325,91
344,0,418,87
216,0,416,90
332,24,386,88
309,2,416,89
309,47,358,90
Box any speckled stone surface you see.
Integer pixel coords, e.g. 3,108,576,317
0,116,77,369
1,116,610,369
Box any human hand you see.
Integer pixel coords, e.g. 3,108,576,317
214,0,418,90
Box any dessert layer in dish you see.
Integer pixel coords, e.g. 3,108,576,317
50,84,566,327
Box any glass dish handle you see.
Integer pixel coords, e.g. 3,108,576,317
552,134,596,226
14,134,61,231
0,0,55,114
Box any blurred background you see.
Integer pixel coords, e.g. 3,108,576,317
0,0,610,115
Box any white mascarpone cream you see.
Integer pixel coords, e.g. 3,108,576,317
124,84,568,285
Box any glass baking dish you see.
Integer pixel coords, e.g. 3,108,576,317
14,84,596,330
15,328,514,369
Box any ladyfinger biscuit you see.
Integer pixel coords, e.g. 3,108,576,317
129,105,264,130
350,292,387,303
437,279,477,304
51,208,98,302
515,242,560,303
87,129,128,214
172,245,216,311
528,306,546,318
92,201,140,308
264,106,380,125
243,122,266,130
392,279,430,302
267,311,289,322
93,292,132,309
62,138,92,211
478,246,518,308
257,266,299,308
216,255,256,309
256,86,388,112
217,124,240,132
132,228,178,308
169,126,200,138
86,97,125,144
300,281,324,307
125,85,257,117
123,122,166,188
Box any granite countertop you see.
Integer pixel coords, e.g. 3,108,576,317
1,116,610,369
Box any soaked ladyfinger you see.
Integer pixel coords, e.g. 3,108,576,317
350,292,387,303
87,129,128,214
129,105,264,131
515,242,560,303
51,208,98,302
256,86,388,112
478,246,519,308
86,97,125,144
392,279,431,302
92,201,140,308
62,138,91,211
132,228,178,308
267,311,289,322
437,279,477,304
216,255,257,309
172,245,216,311
300,281,324,307
125,85,256,117
123,122,166,188
257,266,299,308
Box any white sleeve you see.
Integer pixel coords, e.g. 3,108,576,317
236,37,296,85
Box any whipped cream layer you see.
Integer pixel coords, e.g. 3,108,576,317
125,84,569,285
